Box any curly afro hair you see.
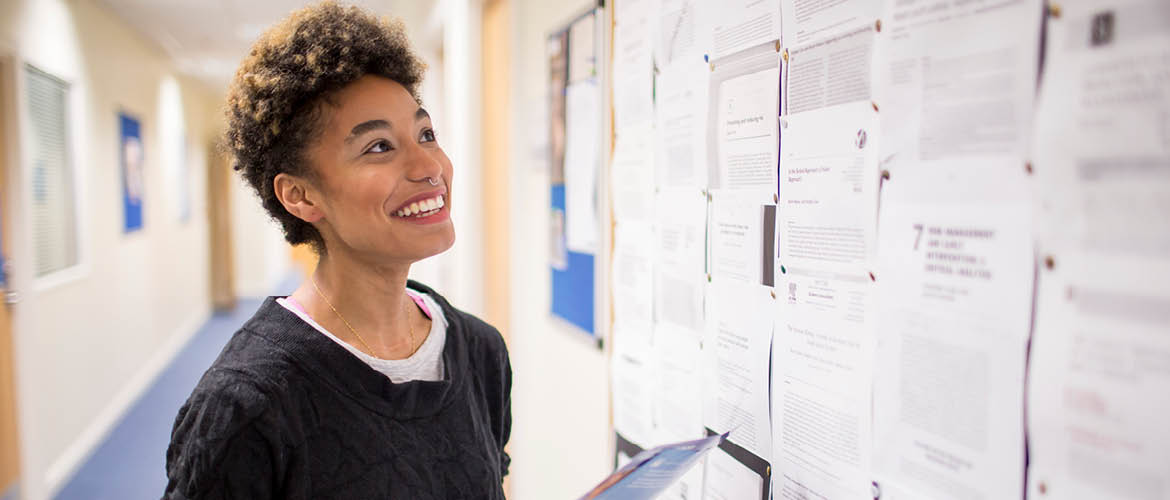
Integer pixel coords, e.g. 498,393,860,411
225,1,426,253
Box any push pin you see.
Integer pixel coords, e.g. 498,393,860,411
881,170,890,181
872,101,880,112
710,61,716,72
875,19,882,32
1045,255,1055,270
1048,4,1062,18
770,290,777,299
773,193,779,203
782,48,789,62
1025,162,1034,174
775,40,782,52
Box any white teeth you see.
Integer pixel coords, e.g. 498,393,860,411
395,195,445,218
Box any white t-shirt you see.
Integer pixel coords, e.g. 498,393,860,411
276,291,447,383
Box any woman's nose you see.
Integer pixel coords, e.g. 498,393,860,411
404,143,445,183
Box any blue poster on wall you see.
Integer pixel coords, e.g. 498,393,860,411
119,112,144,233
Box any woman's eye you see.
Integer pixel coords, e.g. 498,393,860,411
421,129,437,143
366,140,392,154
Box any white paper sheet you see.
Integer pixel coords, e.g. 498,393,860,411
568,11,597,83
708,189,775,286
613,0,657,135
653,188,708,332
655,61,710,189
1027,2,1170,498
657,458,705,500
653,322,705,444
703,446,765,500
872,0,1043,203
772,271,874,500
613,330,657,449
1027,257,1170,500
710,0,781,60
656,0,713,67
612,126,656,222
713,66,780,191
779,100,880,274
781,0,881,48
871,200,1033,500
785,26,875,116
613,221,655,337
1030,0,1170,263
563,80,601,252
703,278,774,461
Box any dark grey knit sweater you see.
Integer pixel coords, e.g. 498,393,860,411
163,281,511,499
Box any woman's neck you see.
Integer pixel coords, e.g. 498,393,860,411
290,252,423,360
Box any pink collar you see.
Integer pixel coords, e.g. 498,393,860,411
284,289,432,319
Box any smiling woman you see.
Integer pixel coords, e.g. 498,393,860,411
163,2,511,499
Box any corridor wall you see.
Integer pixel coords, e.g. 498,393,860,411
0,2,245,498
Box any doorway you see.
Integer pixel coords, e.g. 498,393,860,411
206,143,237,311
0,54,22,499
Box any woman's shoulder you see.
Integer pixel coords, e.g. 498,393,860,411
209,301,311,385
408,280,506,350
180,299,322,419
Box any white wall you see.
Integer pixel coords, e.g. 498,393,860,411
507,1,614,498
0,1,227,498
230,174,290,297
436,0,486,316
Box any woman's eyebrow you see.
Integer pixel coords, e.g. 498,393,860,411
345,119,391,143
415,107,430,121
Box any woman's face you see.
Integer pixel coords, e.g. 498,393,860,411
306,75,455,262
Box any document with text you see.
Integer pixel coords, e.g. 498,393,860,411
871,200,1033,500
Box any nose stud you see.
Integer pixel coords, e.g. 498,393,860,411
425,177,439,186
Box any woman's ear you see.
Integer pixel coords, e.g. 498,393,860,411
274,173,324,223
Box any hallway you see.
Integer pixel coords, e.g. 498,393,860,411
52,294,269,500
0,1,615,498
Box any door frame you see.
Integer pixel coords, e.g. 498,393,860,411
0,48,23,500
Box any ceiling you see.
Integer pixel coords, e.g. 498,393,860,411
96,0,443,93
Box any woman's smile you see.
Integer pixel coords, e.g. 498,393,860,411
390,188,450,225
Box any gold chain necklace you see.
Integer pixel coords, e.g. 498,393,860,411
311,276,417,359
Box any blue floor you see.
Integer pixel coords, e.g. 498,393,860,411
53,294,273,500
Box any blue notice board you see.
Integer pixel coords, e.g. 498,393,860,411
551,184,595,336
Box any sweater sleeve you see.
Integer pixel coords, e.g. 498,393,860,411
164,370,282,499
498,343,513,478
463,312,513,480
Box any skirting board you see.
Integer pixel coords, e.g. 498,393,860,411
40,305,211,497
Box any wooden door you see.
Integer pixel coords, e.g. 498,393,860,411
481,0,511,340
0,55,21,498
481,3,511,498
207,144,237,311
